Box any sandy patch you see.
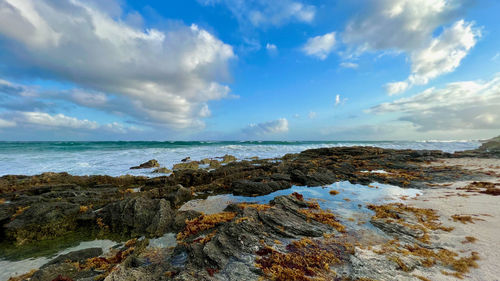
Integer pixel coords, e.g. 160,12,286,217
424,157,500,176
409,158,500,281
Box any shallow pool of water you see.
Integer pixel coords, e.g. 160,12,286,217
0,239,117,281
148,233,177,249
180,181,422,232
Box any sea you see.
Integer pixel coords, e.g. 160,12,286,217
0,140,481,177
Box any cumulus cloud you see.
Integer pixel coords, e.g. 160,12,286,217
243,118,289,135
388,20,480,94
302,32,336,60
200,0,315,27
385,81,410,96
0,78,134,120
3,111,140,134
343,0,460,52
370,74,500,131
0,0,235,129
342,0,480,94
15,112,99,130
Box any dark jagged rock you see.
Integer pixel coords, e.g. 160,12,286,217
171,185,192,207
478,135,500,152
41,248,103,269
130,159,160,169
29,239,151,281
97,197,174,237
172,162,199,170
173,210,202,232
0,172,147,194
152,167,172,174
231,179,291,196
174,195,342,279
208,159,221,169
290,168,337,186
31,262,84,281
221,154,237,163
453,135,500,158
5,201,81,244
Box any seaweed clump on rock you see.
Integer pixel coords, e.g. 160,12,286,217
171,193,348,280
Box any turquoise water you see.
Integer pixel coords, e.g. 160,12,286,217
0,140,480,176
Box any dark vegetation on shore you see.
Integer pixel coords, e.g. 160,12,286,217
1,136,498,281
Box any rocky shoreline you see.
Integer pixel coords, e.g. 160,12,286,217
1,137,499,281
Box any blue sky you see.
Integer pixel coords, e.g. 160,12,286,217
0,0,499,141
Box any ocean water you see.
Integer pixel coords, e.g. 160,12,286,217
0,140,480,177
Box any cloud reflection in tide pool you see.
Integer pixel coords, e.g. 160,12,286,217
180,181,422,231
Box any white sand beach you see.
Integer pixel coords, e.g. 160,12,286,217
410,158,500,281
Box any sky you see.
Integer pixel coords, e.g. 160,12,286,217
0,0,499,141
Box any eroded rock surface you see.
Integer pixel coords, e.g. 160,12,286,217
130,159,160,169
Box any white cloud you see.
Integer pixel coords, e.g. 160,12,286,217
343,0,459,52
0,0,235,129
70,90,108,108
370,74,500,131
335,94,347,106
493,52,500,61
5,111,140,134
266,43,278,55
388,20,480,94
308,111,317,119
266,43,277,50
0,79,36,97
244,118,289,135
199,0,315,27
340,62,358,69
342,0,480,94
385,81,410,96
0,118,16,128
16,112,99,130
302,32,336,60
